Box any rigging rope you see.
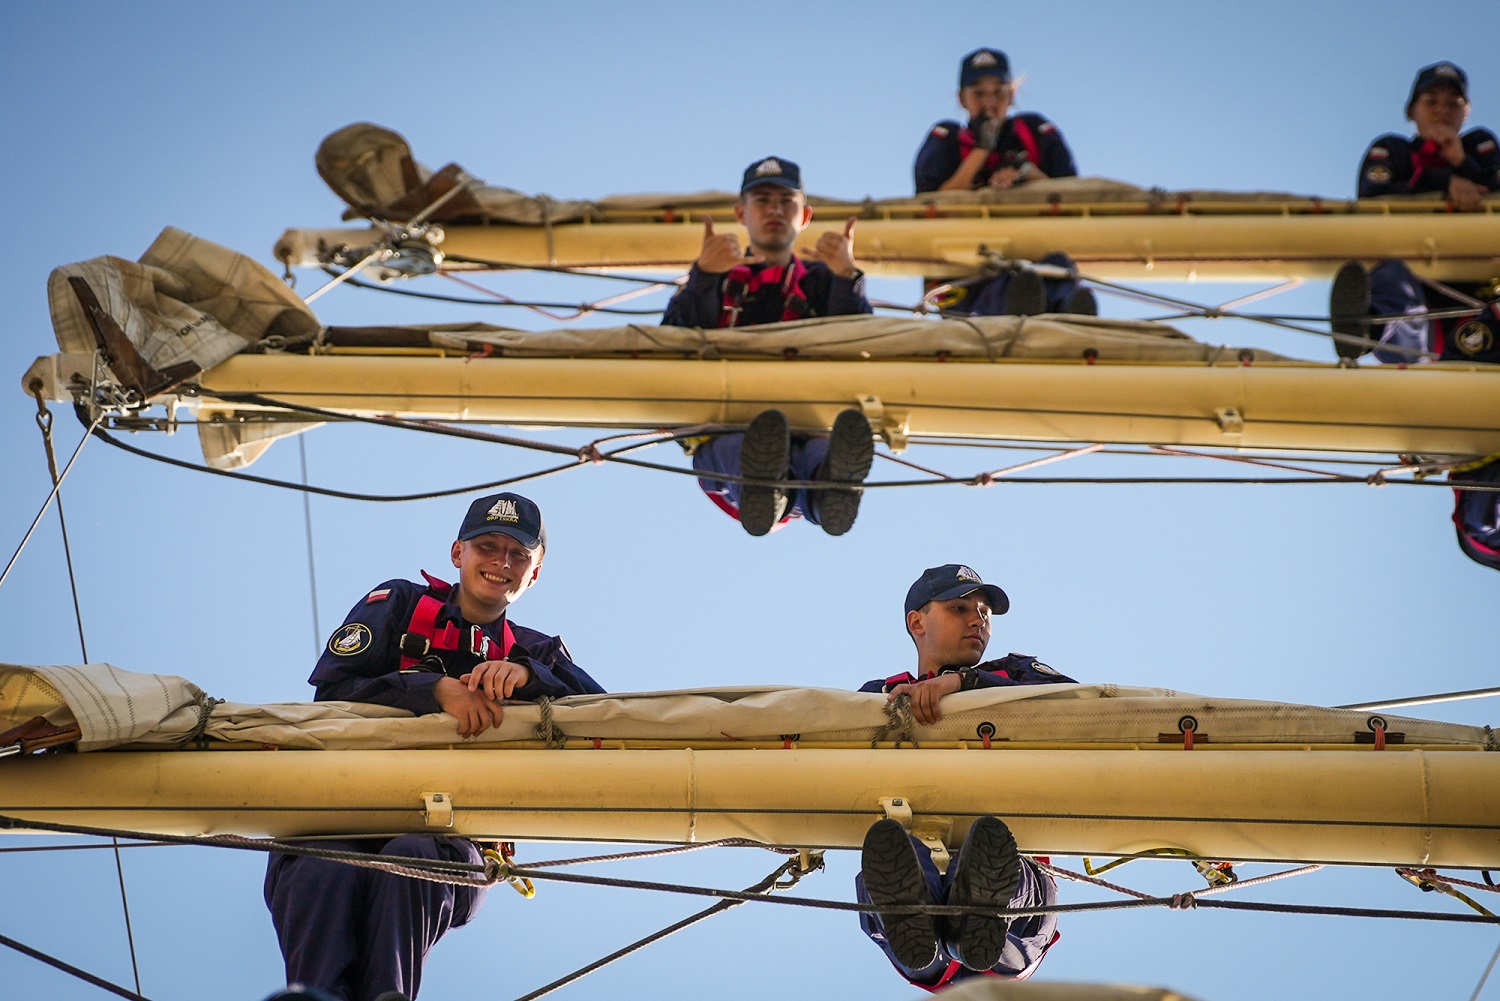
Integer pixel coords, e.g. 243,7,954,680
1,403,103,592
0,932,155,1001
82,401,1500,516
297,436,323,659
510,857,806,1001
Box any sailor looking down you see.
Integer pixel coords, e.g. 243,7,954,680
855,564,1075,991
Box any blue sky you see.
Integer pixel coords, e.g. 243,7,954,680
2,2,1497,999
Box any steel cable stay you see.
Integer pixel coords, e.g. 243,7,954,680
309,239,1490,365
66,389,1500,523
6,813,1497,924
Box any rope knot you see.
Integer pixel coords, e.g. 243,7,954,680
534,697,567,749
872,694,917,748
578,444,604,464
1170,892,1198,910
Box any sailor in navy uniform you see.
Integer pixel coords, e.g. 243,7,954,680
1333,62,1500,363
661,157,876,537
856,565,1072,990
914,48,1077,195
264,492,603,1001
916,49,1092,317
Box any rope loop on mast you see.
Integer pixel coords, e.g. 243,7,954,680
533,697,567,748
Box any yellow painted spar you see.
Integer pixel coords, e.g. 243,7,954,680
274,201,1500,282
3,746,1497,867
194,353,1500,456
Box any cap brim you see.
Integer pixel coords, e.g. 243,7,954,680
742,177,801,193
459,525,542,549
929,582,1010,615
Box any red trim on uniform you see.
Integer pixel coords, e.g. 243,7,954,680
719,258,810,328
399,573,515,668
1010,117,1041,169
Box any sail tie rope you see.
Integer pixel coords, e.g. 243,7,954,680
185,693,226,749
872,694,917,747
533,697,567,748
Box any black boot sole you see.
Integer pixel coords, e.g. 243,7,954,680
1003,269,1047,317
737,410,789,536
949,816,1021,972
861,819,940,971
1330,261,1373,360
816,409,874,537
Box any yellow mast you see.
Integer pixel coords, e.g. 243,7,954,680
4,744,1496,867
274,199,1500,283
190,352,1500,457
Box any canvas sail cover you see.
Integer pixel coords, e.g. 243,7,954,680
314,122,1345,226
46,229,1293,472
2,662,1492,754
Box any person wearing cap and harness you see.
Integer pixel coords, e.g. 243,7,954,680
915,49,1092,319
855,564,1075,991
661,156,877,538
264,492,604,1001
1330,62,1500,365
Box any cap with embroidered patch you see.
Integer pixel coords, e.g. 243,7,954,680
1407,62,1468,112
740,156,802,194
904,564,1010,615
457,492,546,549
960,48,1011,89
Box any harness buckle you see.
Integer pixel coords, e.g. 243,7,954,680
399,632,431,659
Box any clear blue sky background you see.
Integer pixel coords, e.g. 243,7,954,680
2,2,1497,999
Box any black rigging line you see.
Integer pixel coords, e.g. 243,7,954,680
87,396,1500,507
88,425,587,502
511,858,800,1001
297,436,322,656
0,932,155,1001
29,399,145,995
321,268,666,314
439,254,682,286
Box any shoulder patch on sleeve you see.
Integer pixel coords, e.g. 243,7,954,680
1039,122,1056,134
365,588,392,603
1366,146,1390,160
1029,661,1062,676
1366,165,1392,183
1477,139,1497,154
328,622,373,657
931,125,950,137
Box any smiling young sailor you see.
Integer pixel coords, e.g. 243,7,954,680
854,564,1075,991
265,492,603,1001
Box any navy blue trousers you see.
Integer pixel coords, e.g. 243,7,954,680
967,251,1081,315
854,830,1058,987
264,835,486,1001
1368,259,1500,364
693,432,831,527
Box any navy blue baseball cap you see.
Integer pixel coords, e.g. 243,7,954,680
457,492,546,550
1408,62,1468,111
741,156,802,194
960,48,1011,88
904,564,1010,616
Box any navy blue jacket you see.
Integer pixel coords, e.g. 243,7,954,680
309,576,605,715
1357,129,1500,197
915,113,1077,193
660,258,872,328
861,653,1077,693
